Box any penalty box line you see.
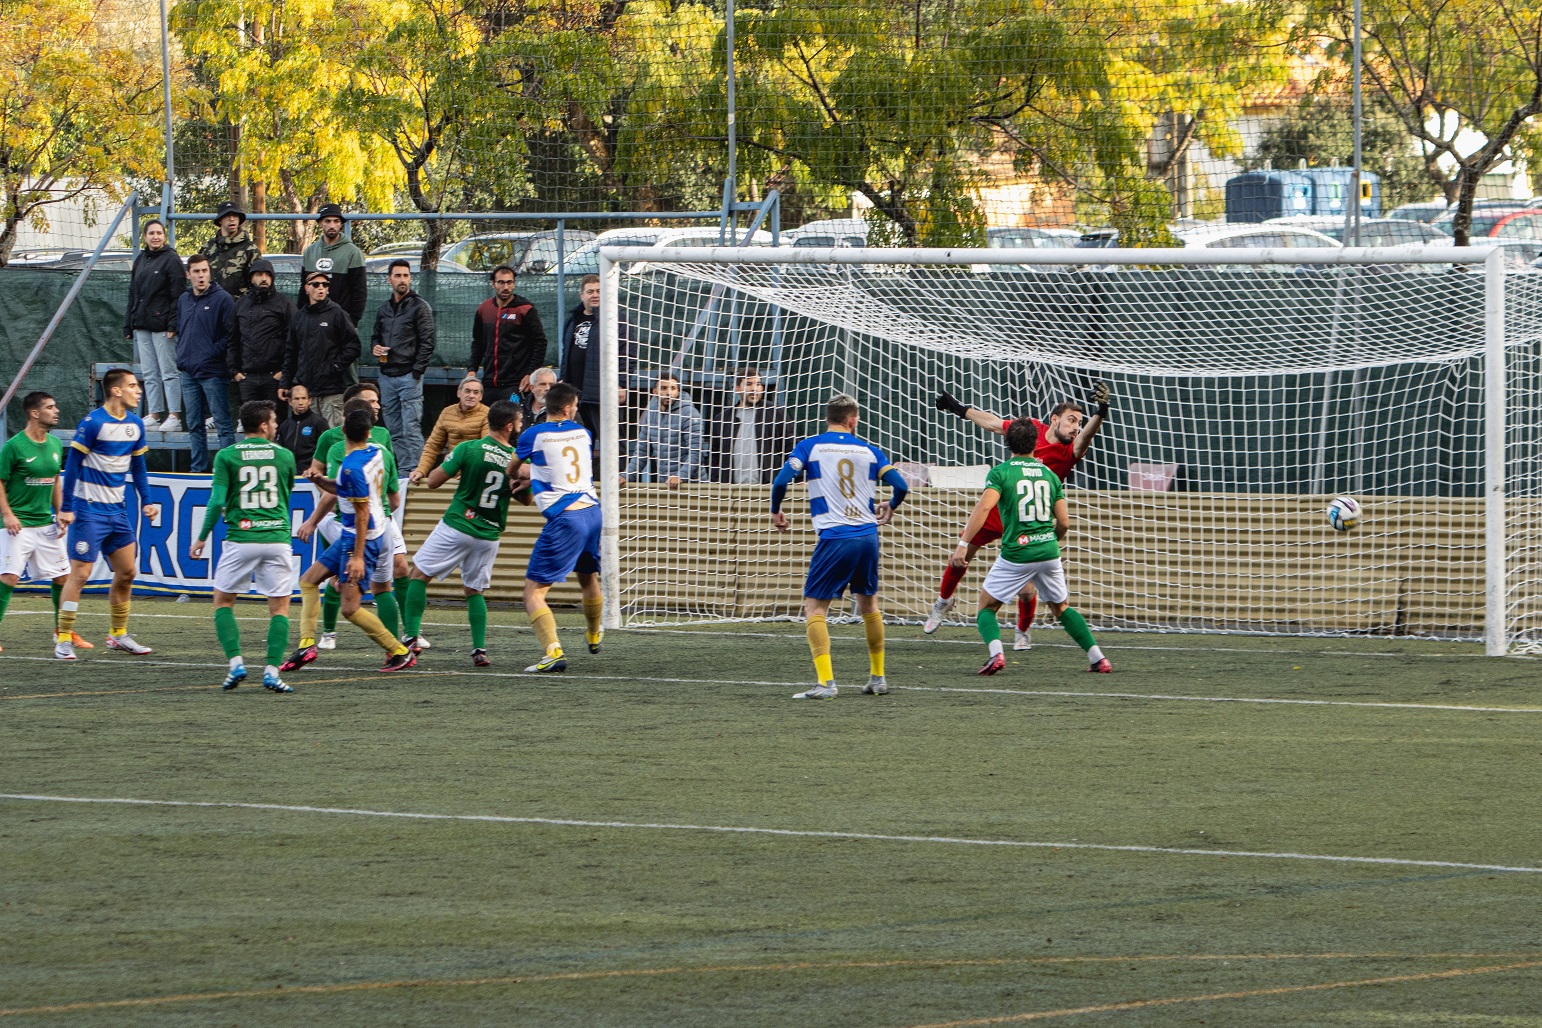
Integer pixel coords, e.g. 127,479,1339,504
4,793,1541,876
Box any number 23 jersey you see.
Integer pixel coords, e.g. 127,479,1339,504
986,456,1064,563
210,440,296,543
517,420,597,517
782,431,895,539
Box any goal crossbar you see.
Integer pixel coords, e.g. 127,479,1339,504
598,244,1498,266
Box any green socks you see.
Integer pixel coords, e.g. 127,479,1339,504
404,578,428,639
322,583,340,632
976,608,1004,658
50,581,62,627
266,615,290,668
394,576,410,614
1057,607,1097,652
375,589,401,639
214,606,242,659
467,593,487,649
0,580,12,623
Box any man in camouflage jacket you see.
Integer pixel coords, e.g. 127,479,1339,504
202,201,260,299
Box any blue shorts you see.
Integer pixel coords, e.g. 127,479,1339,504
317,533,382,586
66,508,136,565
805,532,880,600
526,504,602,585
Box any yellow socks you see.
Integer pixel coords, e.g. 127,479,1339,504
530,606,562,656
299,581,321,648
55,600,79,643
109,601,130,637
807,614,834,685
344,606,408,656
583,595,604,645
862,611,885,677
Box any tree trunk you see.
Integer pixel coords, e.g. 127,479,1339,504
1451,165,1479,247
251,178,267,252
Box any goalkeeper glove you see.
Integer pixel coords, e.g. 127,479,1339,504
1091,382,1110,418
935,391,972,418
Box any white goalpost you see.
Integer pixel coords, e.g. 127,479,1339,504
599,244,1536,656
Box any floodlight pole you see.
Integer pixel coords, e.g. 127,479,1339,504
159,0,176,246
720,0,737,245
1348,0,1363,246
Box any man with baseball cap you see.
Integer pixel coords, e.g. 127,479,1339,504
298,203,367,327
229,257,298,406
283,269,361,425
202,201,260,299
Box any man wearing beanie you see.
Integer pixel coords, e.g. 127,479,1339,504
229,258,298,406
202,201,260,298
298,203,367,327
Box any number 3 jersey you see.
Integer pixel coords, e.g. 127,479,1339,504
517,420,597,518
781,431,895,539
441,436,516,539
986,456,1064,563
205,440,297,543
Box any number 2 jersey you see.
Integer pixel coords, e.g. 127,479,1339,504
779,431,897,539
517,420,597,518
986,456,1064,563
441,436,516,540
202,440,296,543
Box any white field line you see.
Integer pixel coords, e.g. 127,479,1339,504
4,792,1539,875
2,653,1540,713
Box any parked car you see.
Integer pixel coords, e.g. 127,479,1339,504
362,255,472,274
1172,223,1342,249
626,228,778,274
368,241,427,256
1386,201,1451,223
260,253,305,275
547,228,675,275
1265,216,1449,247
988,227,1081,249
785,218,869,247
4,249,136,270
441,230,597,274
1430,203,1542,241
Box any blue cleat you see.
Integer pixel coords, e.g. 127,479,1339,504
263,672,294,693
221,665,248,691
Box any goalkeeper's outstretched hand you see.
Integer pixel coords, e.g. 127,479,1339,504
1091,381,1110,418
935,391,971,418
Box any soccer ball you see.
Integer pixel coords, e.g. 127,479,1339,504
1326,496,1361,532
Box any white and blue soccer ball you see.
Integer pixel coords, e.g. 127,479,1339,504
1326,495,1361,532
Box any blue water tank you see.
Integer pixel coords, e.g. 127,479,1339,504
1225,172,1314,223
1300,168,1381,218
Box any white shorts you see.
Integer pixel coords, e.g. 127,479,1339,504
0,523,69,581
213,541,296,597
981,556,1069,606
319,514,403,583
411,521,501,593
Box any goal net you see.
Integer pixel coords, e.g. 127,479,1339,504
597,245,1540,654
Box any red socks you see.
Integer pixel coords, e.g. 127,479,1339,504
939,562,967,600
1018,594,1037,631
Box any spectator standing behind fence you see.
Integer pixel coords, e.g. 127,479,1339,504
468,265,547,400
298,204,366,327
175,255,237,473
558,274,633,451
202,202,259,299
278,384,329,468
409,377,487,484
124,219,186,433
370,259,435,471
283,271,361,426
707,368,793,484
621,372,702,489
228,258,295,407
524,367,558,426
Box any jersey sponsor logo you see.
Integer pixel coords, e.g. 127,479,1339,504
239,518,253,530
463,507,479,521
24,477,56,488
482,447,512,469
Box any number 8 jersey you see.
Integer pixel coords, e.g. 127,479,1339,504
985,456,1064,563
781,430,895,538
517,419,598,517
208,439,297,543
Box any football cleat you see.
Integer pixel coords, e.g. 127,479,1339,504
1014,628,1032,651
380,649,417,673
263,672,294,693
69,632,94,649
923,596,954,634
471,648,491,668
402,635,423,655
221,665,248,691
525,654,568,673
978,653,1006,676
105,634,153,655
587,630,603,655
279,645,318,673
414,635,431,650
862,675,888,695
793,683,838,700
1088,657,1113,674
53,639,76,661
316,632,338,650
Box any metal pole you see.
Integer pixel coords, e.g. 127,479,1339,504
1484,245,1507,655
720,0,737,245
1350,0,1363,246
556,218,566,343
597,255,623,630
159,0,176,247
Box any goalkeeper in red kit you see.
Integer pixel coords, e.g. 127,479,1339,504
926,383,1109,647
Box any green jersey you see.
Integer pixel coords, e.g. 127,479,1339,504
312,424,393,468
986,456,1064,564
202,439,297,543
0,431,64,527
325,438,399,509
440,437,516,541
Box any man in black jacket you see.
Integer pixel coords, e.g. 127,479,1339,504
556,273,636,456
228,258,297,406
370,259,435,469
467,265,547,399
282,271,361,425
706,368,793,484
124,218,186,430
277,384,329,467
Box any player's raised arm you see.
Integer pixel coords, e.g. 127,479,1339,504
936,390,1006,435
1073,382,1110,460
950,487,1002,569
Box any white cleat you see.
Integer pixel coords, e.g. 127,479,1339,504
317,632,338,650
793,683,838,700
862,675,889,695
414,635,431,650
1014,628,1032,651
105,634,153,655
53,639,76,661
923,596,955,634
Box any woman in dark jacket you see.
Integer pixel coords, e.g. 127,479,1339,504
123,220,187,431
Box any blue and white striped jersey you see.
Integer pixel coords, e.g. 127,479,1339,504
780,431,895,539
67,407,149,511
336,444,388,541
516,420,598,517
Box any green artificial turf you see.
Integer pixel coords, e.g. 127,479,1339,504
2,595,1541,1025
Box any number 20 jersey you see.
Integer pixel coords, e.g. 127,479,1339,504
782,431,895,539
517,420,597,518
986,456,1064,564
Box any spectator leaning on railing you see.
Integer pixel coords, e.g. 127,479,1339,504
228,258,296,407
124,218,186,433
282,270,361,426
278,383,330,468
467,264,547,399
298,203,366,327
175,254,237,473
621,372,702,489
202,201,259,299
409,377,488,484
370,259,436,472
